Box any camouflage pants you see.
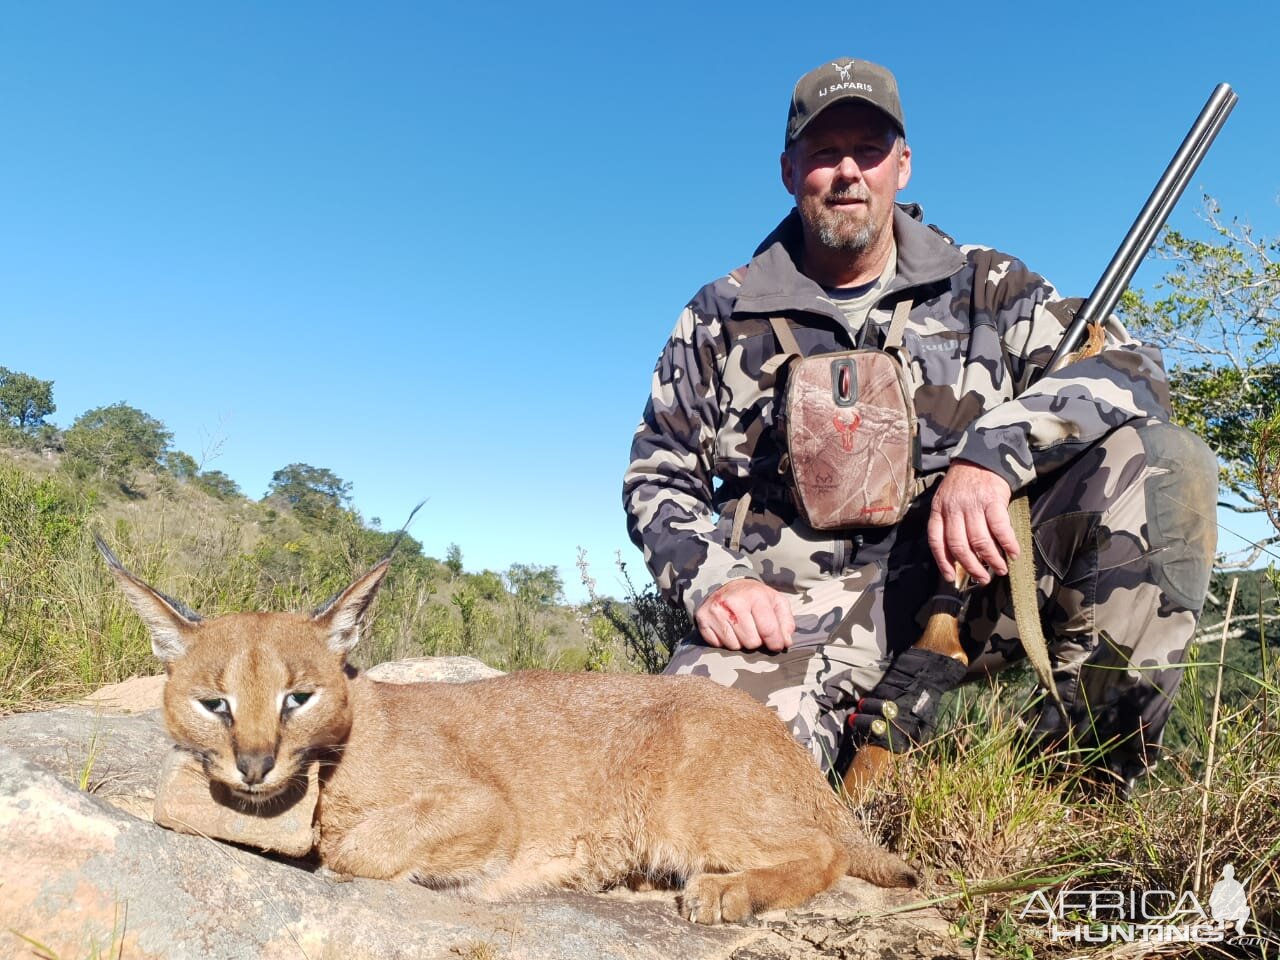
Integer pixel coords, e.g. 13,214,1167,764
665,419,1218,782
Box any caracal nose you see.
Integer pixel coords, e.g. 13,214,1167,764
236,751,276,784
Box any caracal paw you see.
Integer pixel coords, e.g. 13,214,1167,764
680,873,754,925
315,864,355,884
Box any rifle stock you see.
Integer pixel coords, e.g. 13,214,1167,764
843,574,969,798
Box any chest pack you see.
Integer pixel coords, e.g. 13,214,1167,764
767,298,917,530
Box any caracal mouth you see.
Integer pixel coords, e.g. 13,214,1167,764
225,778,294,805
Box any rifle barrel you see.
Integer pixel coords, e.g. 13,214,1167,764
1045,83,1238,374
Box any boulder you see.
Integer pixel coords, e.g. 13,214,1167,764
152,748,319,857
364,655,503,684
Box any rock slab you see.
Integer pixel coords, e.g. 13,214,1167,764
0,658,959,959
152,748,319,857
0,744,767,960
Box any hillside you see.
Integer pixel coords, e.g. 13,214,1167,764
0,442,646,712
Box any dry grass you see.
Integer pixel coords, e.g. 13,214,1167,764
858,656,1280,958
450,941,502,960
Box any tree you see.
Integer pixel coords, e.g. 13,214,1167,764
0,367,55,433
164,450,199,481
1124,197,1280,565
62,402,172,487
195,470,242,500
505,563,563,604
466,570,506,601
445,543,464,579
265,463,352,519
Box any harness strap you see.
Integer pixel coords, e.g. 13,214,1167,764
761,317,802,376
729,490,752,554
761,297,914,376
767,315,804,357
884,298,912,351
766,298,913,355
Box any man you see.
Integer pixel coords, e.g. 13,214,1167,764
623,58,1218,789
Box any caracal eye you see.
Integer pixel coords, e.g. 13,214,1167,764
284,690,314,711
198,697,230,716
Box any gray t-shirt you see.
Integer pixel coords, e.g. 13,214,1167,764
823,245,897,343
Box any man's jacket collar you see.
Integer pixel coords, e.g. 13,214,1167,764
732,203,966,318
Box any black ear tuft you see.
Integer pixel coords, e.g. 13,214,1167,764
312,560,391,654
95,532,201,661
379,500,427,566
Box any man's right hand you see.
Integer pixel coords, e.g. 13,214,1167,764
694,579,796,653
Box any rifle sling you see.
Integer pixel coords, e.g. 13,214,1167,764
1007,492,1067,718
1004,321,1105,716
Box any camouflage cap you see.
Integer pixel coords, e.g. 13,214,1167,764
786,58,906,145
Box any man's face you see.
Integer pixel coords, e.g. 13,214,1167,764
780,103,911,256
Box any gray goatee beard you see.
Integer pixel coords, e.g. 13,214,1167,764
816,215,877,254
803,193,879,254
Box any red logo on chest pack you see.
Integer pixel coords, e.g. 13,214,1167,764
832,412,862,451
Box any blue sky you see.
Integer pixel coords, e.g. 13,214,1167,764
2,1,1277,601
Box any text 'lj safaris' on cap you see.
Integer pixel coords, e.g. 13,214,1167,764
786,59,905,145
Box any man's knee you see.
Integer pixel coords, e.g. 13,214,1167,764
663,637,855,772
1129,420,1218,614
664,636,805,714
1046,419,1217,615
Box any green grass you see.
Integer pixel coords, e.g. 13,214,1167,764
10,899,128,959
0,452,613,713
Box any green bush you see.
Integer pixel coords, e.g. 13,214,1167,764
0,465,156,708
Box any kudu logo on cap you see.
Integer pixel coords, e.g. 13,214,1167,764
786,58,906,145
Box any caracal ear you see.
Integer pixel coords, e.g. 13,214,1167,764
94,534,201,662
312,560,391,655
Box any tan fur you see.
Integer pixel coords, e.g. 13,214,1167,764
102,547,918,924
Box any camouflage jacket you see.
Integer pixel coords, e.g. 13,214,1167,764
623,204,1171,619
